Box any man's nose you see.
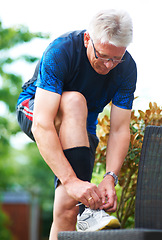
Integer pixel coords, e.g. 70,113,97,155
104,60,113,69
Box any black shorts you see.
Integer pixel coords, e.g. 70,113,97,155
17,98,99,188
17,97,35,141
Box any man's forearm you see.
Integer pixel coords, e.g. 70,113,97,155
105,129,130,176
32,122,77,186
98,129,130,211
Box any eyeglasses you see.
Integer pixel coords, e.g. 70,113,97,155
91,38,125,64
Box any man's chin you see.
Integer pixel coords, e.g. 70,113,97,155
95,67,111,75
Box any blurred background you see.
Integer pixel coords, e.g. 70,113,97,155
0,0,161,239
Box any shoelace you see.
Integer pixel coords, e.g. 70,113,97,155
86,209,108,219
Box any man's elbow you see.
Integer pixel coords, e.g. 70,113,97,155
121,127,130,141
31,118,47,138
126,130,131,143
115,127,130,144
31,117,56,139
31,120,40,139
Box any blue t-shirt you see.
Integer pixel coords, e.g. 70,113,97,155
17,30,137,135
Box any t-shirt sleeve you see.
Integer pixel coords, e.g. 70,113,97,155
112,59,137,110
36,43,69,95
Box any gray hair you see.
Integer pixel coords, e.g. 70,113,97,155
88,9,133,47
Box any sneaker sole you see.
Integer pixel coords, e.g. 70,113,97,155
77,218,120,232
99,219,121,230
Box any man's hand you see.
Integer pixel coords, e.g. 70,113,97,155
64,177,102,210
98,176,117,212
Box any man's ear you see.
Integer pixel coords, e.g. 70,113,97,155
84,31,90,48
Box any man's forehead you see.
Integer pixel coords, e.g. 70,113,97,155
95,41,126,57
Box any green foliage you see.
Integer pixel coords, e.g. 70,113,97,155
0,18,49,162
0,19,49,238
15,143,55,209
95,102,162,228
0,21,48,50
0,20,49,113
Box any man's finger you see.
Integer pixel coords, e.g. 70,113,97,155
102,195,117,212
90,191,102,209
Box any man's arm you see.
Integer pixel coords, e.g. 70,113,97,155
98,103,131,211
32,87,101,208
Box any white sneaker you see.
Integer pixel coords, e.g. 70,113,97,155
76,208,120,232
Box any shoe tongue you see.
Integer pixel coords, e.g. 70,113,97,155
86,209,101,215
84,208,95,215
86,208,93,213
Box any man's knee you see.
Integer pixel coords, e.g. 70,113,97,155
55,91,88,133
60,91,88,118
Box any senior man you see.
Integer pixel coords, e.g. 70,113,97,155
17,9,137,240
